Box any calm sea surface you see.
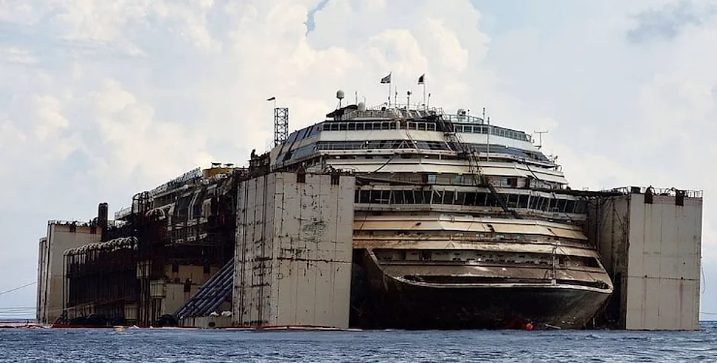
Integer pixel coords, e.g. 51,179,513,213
0,322,716,362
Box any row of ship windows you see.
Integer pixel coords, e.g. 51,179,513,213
354,189,586,214
323,121,428,131
453,124,529,141
314,140,547,161
375,250,599,268
317,140,450,151
321,121,529,141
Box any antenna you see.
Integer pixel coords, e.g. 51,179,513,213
274,107,289,147
534,130,548,149
407,90,411,108
482,107,486,122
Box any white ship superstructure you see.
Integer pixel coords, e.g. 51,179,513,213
270,101,613,328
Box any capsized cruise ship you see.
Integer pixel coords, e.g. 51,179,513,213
269,99,613,329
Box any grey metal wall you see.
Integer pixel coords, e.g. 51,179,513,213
594,192,702,330
233,172,354,329
36,223,102,324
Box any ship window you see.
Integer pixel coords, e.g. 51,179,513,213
488,193,500,207
507,194,518,208
443,191,455,204
339,123,347,131
455,192,467,205
463,192,475,206
549,198,558,212
369,190,390,204
431,190,442,204
411,191,421,204
404,190,415,204
518,195,529,208
354,190,360,203
422,191,432,204
565,200,576,213
348,123,356,131
473,192,485,206
557,199,567,212
575,201,586,214
356,122,364,131
418,123,427,131
391,190,404,204
359,190,370,204
390,122,397,130
530,195,540,209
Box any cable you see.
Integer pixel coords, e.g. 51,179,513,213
0,282,36,297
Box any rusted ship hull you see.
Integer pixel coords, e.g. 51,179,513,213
350,251,611,329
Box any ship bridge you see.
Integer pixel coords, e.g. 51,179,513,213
270,103,563,190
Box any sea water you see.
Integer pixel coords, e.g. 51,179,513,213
0,322,715,362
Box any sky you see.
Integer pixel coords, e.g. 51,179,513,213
0,0,715,321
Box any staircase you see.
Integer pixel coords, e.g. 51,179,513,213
175,258,234,320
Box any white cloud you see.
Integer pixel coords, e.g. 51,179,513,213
0,46,38,65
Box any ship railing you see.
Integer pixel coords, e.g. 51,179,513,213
114,206,132,220
48,220,92,227
609,186,703,198
442,114,485,124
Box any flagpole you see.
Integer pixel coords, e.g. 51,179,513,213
422,82,426,110
394,87,398,109
388,77,391,107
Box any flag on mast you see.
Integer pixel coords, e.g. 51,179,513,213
266,96,276,101
380,73,392,84
418,74,425,84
